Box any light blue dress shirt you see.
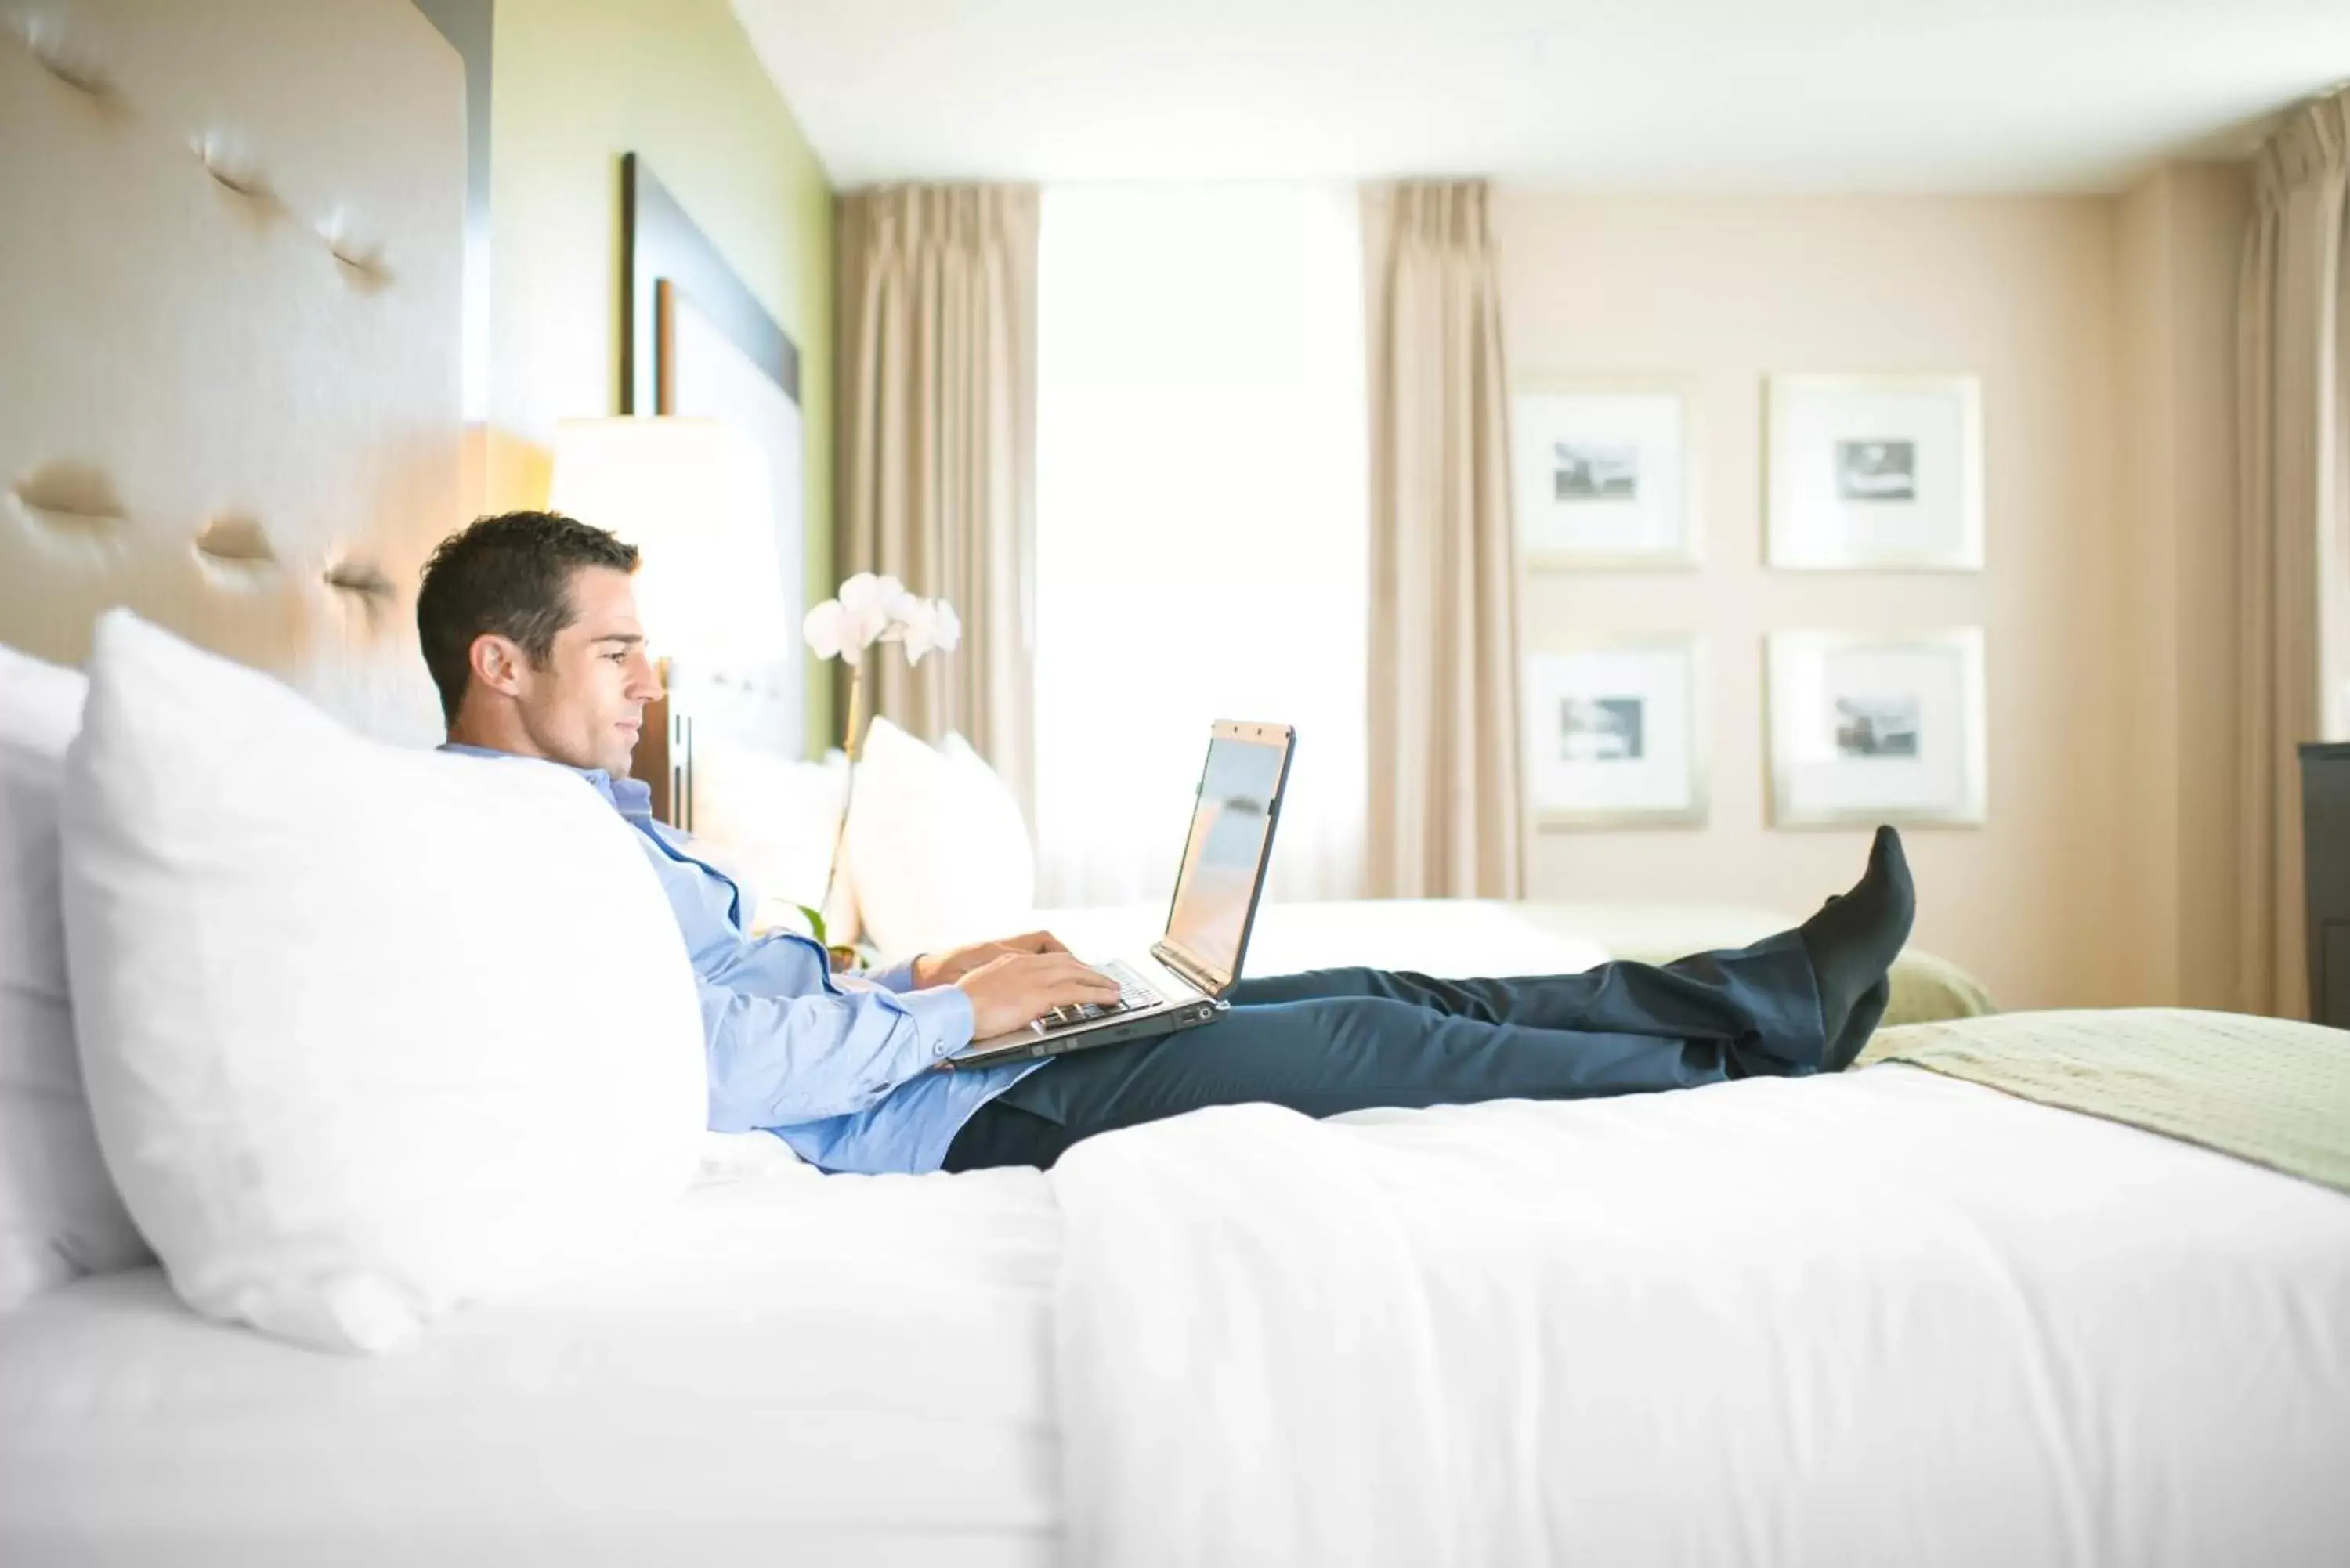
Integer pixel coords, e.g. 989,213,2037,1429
443,746,1045,1173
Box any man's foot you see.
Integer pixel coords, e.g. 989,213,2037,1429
1823,977,1890,1072
1798,826,1914,1062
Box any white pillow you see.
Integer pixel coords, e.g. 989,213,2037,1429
689,739,859,942
0,645,149,1309
942,729,1036,901
60,613,708,1353
844,717,1036,960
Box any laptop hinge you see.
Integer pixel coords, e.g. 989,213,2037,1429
1150,940,1224,999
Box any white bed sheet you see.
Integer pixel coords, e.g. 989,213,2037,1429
0,1147,1063,1568
1050,1064,2350,1567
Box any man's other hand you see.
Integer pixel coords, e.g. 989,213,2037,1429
956,952,1123,1039
912,931,1072,988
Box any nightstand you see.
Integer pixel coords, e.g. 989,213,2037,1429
2297,742,2350,1026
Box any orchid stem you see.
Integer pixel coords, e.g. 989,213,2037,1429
820,661,867,916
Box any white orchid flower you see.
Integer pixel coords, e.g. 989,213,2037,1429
803,598,847,661
927,598,962,653
836,572,904,616
897,598,941,664
808,576,961,667
813,573,906,663
804,595,885,666
844,601,891,656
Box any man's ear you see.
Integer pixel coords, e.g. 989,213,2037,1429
468,634,529,699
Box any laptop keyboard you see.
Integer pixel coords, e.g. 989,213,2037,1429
1036,959,1162,1033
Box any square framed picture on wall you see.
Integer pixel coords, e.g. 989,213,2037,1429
1524,635,1708,827
1509,384,1697,569
1766,629,1987,827
1765,374,1983,570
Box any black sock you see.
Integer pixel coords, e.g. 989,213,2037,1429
1798,826,1914,1057
1823,977,1891,1072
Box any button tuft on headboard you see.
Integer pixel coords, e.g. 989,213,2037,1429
9,462,128,567
13,461,125,528
318,215,395,291
18,20,118,102
324,560,396,601
193,515,277,571
193,134,277,207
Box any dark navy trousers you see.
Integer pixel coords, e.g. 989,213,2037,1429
941,929,1827,1172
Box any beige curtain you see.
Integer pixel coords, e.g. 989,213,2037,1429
2237,88,2350,1017
1363,181,1523,898
835,185,1040,814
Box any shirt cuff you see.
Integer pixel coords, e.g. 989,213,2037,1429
865,956,924,994
891,984,977,1062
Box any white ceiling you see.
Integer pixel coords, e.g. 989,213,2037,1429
732,0,2350,192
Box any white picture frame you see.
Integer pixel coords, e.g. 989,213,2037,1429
1766,629,1987,828
1524,635,1708,828
1766,374,1983,571
1510,382,1697,569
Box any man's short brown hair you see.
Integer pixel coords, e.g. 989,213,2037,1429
414,511,639,725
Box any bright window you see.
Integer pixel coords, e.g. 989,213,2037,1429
1033,186,1368,909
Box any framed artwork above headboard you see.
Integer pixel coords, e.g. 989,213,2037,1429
620,153,800,417
618,153,808,824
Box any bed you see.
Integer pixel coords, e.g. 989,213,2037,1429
3,5,2346,1566
6,1044,2346,1566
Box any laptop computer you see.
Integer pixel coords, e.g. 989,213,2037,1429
948,719,1295,1070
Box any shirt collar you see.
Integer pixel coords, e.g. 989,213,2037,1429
437,742,656,822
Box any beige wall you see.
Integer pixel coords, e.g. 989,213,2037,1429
1499,193,2154,1012
2115,163,2254,1009
477,0,836,749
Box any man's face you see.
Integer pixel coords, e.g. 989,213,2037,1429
504,566,663,776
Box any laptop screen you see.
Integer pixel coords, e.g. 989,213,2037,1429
1162,731,1289,984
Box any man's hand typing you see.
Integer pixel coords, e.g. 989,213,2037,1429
912,931,1072,988
956,952,1123,1039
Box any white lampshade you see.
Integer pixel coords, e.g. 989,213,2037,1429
547,417,789,667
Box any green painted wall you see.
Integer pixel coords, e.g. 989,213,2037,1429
486,0,833,750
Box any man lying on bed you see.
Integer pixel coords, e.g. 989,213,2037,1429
416,511,1916,1175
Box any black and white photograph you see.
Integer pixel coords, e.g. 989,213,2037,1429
1835,439,1916,502
1553,442,1640,502
1512,386,1696,567
1526,638,1705,826
1768,630,1986,826
1833,695,1919,757
1768,376,1983,570
1561,695,1644,761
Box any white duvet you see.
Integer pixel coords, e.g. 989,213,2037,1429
1047,1064,2350,1568
9,1068,2348,1567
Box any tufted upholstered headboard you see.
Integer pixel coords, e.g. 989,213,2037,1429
0,0,464,742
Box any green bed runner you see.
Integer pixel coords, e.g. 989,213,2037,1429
1861,1008,2350,1197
